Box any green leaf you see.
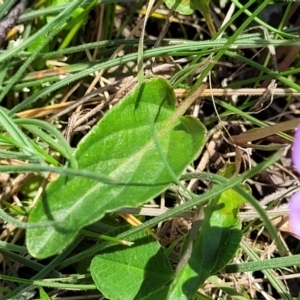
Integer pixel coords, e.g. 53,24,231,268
162,0,216,36
46,0,84,27
162,0,193,15
27,34,50,69
26,78,206,258
140,286,170,300
190,0,216,36
91,230,173,299
38,287,51,300
168,164,245,299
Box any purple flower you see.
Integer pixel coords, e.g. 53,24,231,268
290,125,300,238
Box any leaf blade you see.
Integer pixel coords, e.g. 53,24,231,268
168,165,245,299
26,78,206,258
91,230,173,300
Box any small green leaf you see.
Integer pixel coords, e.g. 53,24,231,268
38,287,51,300
46,0,83,26
163,0,193,15
27,34,49,69
168,164,245,299
191,0,216,36
163,0,216,36
91,230,173,299
26,78,206,258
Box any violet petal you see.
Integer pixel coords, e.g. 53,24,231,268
292,125,300,173
289,190,300,238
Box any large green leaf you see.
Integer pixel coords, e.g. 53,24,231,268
91,230,173,300
26,78,206,258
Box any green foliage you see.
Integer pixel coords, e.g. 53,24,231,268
0,108,64,166
26,78,206,258
91,230,173,299
163,0,216,35
38,287,51,300
162,0,194,15
167,164,245,299
1,1,299,299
